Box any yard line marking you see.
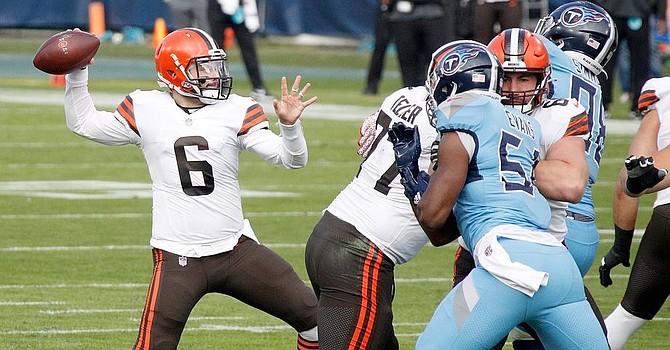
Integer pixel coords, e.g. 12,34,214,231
0,276,514,290
0,328,137,335
198,324,292,333
0,214,147,220
0,301,66,306
1,243,307,252
0,181,305,199
0,211,321,220
41,309,138,315
3,317,664,336
5,163,146,169
1,245,148,252
0,283,146,290
0,142,97,148
395,278,449,283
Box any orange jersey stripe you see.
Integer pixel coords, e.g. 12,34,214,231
565,111,589,137
238,104,267,136
134,249,163,350
348,244,381,350
637,90,659,112
115,95,140,137
359,252,382,348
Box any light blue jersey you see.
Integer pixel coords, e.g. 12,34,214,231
540,36,604,275
435,92,550,252
540,35,604,219
418,92,609,349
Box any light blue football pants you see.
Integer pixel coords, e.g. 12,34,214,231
416,238,609,350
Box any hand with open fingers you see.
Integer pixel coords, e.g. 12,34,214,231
624,155,668,196
357,112,378,158
599,247,631,287
273,76,317,125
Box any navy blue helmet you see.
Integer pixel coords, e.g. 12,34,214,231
534,1,618,76
426,40,504,106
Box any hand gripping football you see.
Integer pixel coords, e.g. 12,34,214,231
33,30,100,75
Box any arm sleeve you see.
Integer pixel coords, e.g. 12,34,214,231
240,119,308,169
64,68,137,145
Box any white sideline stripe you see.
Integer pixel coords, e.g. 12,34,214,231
0,211,321,220
0,301,66,306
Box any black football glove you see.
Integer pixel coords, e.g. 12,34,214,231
388,122,429,204
599,225,634,287
624,155,668,196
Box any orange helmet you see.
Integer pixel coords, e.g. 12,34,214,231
488,28,551,113
154,28,232,103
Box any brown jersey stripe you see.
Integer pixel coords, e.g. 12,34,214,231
348,244,382,350
116,95,140,137
238,104,267,135
134,249,164,350
638,90,659,111
565,111,589,137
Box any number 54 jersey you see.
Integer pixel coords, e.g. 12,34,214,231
326,86,438,265
65,74,306,258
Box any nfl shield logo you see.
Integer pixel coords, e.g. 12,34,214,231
179,256,188,267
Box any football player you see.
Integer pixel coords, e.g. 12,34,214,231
390,40,609,349
63,28,319,350
304,49,443,349
534,1,618,278
449,26,606,350
600,77,670,350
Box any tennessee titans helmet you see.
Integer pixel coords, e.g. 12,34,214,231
426,40,504,106
534,1,617,76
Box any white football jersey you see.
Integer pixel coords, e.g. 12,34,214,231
64,68,307,257
638,77,670,207
531,98,589,241
326,86,437,264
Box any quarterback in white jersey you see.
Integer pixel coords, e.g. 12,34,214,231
601,77,670,350
63,28,319,350
304,85,437,349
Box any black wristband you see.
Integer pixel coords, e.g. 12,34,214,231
613,224,634,253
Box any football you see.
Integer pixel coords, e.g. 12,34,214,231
33,30,100,75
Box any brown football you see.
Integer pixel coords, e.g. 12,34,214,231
33,30,100,75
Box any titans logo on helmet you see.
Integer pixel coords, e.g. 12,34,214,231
441,48,482,76
559,6,606,28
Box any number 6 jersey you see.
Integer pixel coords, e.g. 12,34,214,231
64,68,308,258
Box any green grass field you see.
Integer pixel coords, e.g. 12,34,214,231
0,34,668,349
